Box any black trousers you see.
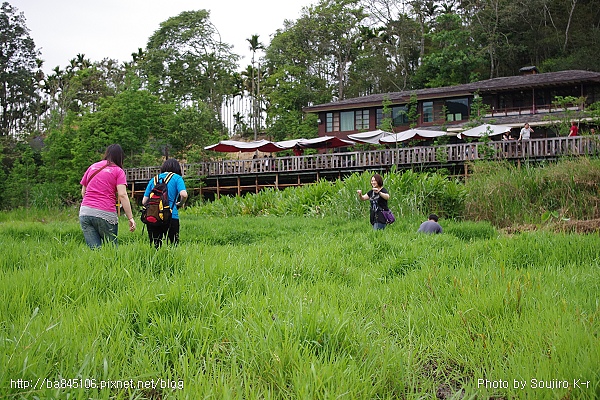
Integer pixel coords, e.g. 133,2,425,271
147,218,180,248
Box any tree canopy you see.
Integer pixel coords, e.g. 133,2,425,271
1,0,600,206
0,2,39,137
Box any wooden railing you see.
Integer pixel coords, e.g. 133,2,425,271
126,136,599,182
484,104,583,118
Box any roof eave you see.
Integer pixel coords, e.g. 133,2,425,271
303,70,600,113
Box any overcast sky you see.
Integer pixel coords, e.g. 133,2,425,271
12,0,315,75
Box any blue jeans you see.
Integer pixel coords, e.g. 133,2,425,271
373,222,387,230
80,215,118,249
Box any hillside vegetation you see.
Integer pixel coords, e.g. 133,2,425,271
192,158,600,231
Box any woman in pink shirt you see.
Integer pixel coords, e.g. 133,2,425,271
79,144,136,248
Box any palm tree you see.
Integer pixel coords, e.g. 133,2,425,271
246,35,264,140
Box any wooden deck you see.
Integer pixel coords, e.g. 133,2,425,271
126,136,599,200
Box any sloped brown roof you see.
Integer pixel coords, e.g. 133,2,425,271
303,70,600,112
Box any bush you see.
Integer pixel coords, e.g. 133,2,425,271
464,158,600,226
191,170,468,222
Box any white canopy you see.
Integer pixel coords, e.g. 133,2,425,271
379,128,447,144
205,136,355,152
296,136,355,148
347,129,393,144
274,138,307,149
457,124,512,139
204,140,282,152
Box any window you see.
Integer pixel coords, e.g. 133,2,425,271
377,106,408,128
340,111,355,131
445,98,469,122
326,112,339,132
327,111,366,132
355,110,369,130
375,108,383,126
423,101,433,123
392,106,408,126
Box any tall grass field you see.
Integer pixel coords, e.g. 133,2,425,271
1,162,599,399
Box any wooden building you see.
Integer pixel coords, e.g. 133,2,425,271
302,69,600,139
126,70,600,200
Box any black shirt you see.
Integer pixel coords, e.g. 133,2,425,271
367,187,389,225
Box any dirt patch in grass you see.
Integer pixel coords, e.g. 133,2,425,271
501,224,538,234
555,218,600,233
501,219,600,234
420,358,468,399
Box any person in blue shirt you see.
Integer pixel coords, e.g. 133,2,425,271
142,158,188,247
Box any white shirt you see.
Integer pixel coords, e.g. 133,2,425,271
520,127,532,140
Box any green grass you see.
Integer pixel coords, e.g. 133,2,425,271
188,158,600,229
464,158,600,226
0,209,599,399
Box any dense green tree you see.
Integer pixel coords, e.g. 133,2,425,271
5,143,37,207
142,10,239,122
39,88,177,201
348,15,422,95
306,0,367,99
263,64,316,141
71,89,176,170
263,0,366,139
0,2,39,136
38,57,126,138
1,0,599,207
459,0,600,75
171,104,224,162
263,27,330,140
412,12,486,87
39,111,80,200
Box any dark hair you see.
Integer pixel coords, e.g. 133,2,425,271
372,173,384,187
160,158,182,175
104,144,125,168
429,213,439,222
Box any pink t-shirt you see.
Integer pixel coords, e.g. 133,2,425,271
80,161,127,213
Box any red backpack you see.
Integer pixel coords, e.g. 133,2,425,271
141,172,175,227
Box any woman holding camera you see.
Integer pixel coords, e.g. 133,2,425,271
357,173,390,230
